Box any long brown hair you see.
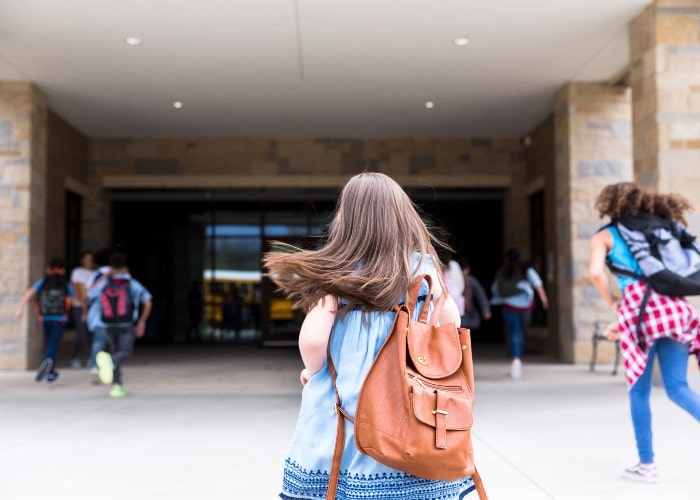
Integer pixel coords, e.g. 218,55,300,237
263,173,448,314
595,182,693,225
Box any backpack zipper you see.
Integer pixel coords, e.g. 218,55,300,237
409,374,461,392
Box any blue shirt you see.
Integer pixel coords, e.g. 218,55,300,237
490,267,543,309
87,273,153,330
605,226,643,293
33,279,75,322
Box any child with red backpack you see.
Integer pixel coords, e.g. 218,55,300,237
87,252,152,398
15,257,75,383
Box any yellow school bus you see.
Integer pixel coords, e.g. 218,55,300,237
202,269,294,324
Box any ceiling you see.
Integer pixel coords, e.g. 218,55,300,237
0,0,649,139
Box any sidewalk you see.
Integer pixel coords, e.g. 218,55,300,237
0,343,697,500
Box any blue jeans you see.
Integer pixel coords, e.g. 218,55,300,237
42,321,66,366
89,328,109,369
502,308,531,359
629,338,700,463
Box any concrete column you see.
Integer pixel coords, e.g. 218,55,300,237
554,82,633,363
0,82,48,369
630,0,700,214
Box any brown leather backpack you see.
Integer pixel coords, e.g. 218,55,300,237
327,275,487,499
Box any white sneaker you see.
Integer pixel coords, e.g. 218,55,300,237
89,367,100,385
511,358,522,379
622,463,658,483
70,358,82,369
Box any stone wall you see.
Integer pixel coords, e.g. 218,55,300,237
46,110,89,262
555,82,633,363
84,137,525,251
524,115,558,355
630,0,700,230
0,82,48,369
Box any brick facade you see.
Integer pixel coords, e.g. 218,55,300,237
555,82,633,363
0,82,48,369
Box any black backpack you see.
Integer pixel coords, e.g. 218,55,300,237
606,212,700,297
37,274,69,317
100,277,134,324
496,269,526,298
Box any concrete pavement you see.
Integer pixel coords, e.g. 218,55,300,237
0,343,698,500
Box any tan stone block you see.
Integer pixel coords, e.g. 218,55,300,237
656,0,700,6
0,354,26,370
250,161,278,175
0,231,19,244
665,54,700,72
670,139,686,148
657,87,691,112
691,93,700,110
655,16,699,45
670,159,700,178
669,122,700,141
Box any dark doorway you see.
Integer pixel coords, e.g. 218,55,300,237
415,190,505,343
111,188,504,345
65,190,82,270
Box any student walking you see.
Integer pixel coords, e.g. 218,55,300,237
87,252,152,398
491,248,549,379
86,248,114,383
69,251,94,368
264,173,476,499
589,182,700,483
460,258,491,330
443,257,465,315
15,257,75,383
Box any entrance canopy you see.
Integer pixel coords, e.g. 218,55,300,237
0,0,647,138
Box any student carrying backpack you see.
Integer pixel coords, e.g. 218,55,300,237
327,275,486,498
264,173,485,499
87,252,153,398
490,248,549,379
588,182,700,484
15,258,75,383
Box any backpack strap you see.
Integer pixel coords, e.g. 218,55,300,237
634,286,652,352
326,334,354,500
430,289,446,326
406,274,431,323
326,295,413,499
472,470,487,499
602,223,647,282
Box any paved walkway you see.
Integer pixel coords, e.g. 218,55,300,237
0,343,698,500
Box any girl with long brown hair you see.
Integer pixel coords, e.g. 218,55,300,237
589,182,700,484
265,172,476,499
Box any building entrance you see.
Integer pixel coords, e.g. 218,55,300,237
111,189,504,346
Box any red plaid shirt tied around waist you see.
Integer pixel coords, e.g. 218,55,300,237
618,281,700,388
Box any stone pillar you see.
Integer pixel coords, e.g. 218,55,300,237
0,82,48,369
630,0,700,221
554,82,633,363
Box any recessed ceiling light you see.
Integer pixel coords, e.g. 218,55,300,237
125,37,142,46
172,101,184,109
424,101,435,109
454,37,470,46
